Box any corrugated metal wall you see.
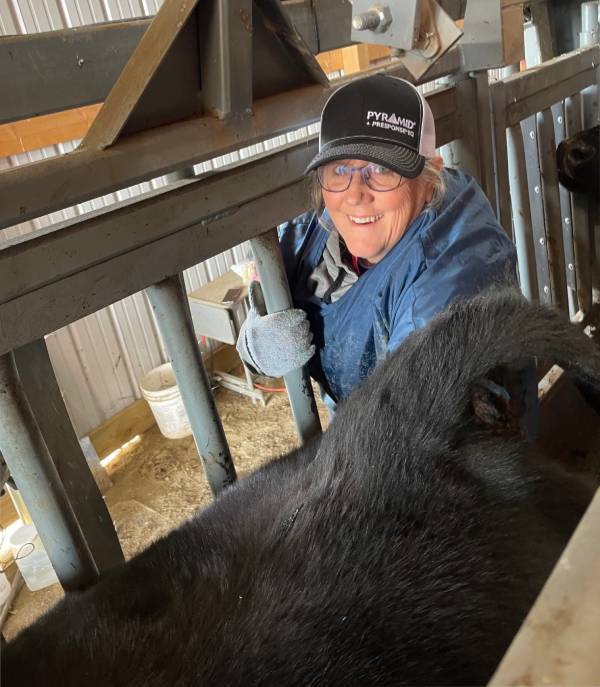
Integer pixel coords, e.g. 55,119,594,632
0,0,314,436
0,0,163,33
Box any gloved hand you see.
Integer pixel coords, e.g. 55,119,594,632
237,281,315,378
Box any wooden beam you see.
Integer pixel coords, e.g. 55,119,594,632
0,491,19,529
0,105,101,158
501,1,524,66
89,399,155,459
341,44,371,74
497,46,599,126
316,49,344,74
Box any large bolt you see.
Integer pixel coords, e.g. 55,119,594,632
353,10,381,30
352,5,392,33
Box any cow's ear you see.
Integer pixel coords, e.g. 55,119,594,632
470,378,521,436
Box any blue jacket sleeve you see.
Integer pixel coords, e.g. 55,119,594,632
387,182,517,353
277,211,318,294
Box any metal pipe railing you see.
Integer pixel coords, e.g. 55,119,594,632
250,230,322,443
145,275,237,495
0,353,99,591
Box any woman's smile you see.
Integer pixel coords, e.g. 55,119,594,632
347,213,384,225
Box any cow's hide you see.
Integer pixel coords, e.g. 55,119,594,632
3,289,599,687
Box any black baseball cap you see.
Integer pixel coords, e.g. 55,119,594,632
305,74,436,178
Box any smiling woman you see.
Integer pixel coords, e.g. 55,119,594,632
318,159,441,265
236,74,519,413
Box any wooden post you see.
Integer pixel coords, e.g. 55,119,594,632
341,44,371,74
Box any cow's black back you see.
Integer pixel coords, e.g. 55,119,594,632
3,290,599,686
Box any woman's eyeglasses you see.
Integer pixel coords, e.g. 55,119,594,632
317,162,406,192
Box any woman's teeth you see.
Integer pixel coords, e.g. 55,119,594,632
349,214,383,224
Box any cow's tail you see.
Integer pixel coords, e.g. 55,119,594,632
337,288,600,460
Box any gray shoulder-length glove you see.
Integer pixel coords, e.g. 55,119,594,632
236,281,315,378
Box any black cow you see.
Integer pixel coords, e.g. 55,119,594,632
557,124,599,200
3,289,599,687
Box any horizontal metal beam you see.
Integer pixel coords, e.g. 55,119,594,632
0,1,354,126
0,84,322,230
0,144,303,304
0,71,459,232
493,46,599,127
0,20,148,124
0,145,314,355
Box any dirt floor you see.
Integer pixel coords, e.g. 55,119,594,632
2,381,330,640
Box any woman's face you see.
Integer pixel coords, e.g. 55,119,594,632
322,158,441,265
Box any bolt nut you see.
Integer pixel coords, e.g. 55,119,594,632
539,237,545,245
568,263,574,271
543,285,550,294
557,116,563,124
529,131,535,139
534,185,540,194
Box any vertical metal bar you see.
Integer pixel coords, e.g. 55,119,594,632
521,115,553,305
565,94,593,314
146,275,237,496
0,353,98,591
13,338,124,572
473,71,497,209
536,108,568,311
490,80,513,235
439,76,482,183
580,2,599,50
567,287,578,317
580,8,600,302
551,101,578,316
197,0,253,120
506,124,539,302
250,230,322,443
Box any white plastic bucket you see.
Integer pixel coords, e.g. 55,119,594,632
139,362,193,439
9,524,59,592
